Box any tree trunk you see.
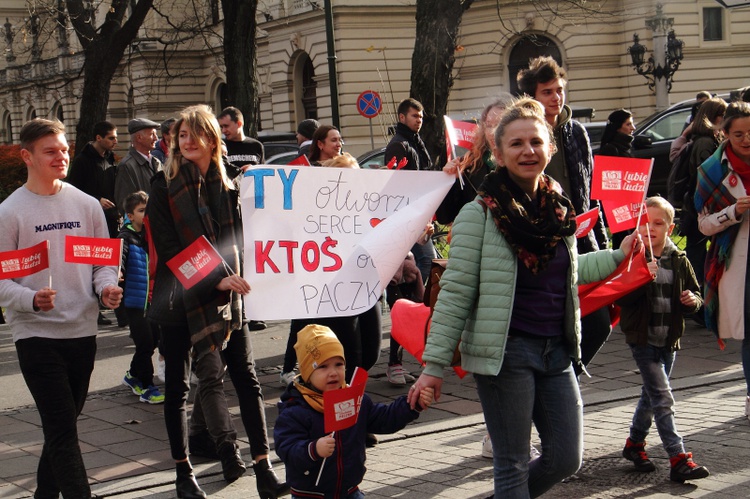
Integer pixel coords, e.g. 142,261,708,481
409,0,472,169
222,0,260,137
74,43,120,156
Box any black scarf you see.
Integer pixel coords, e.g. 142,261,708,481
478,169,576,274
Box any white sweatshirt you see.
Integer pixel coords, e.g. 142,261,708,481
0,183,118,342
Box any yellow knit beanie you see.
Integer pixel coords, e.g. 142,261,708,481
294,324,345,382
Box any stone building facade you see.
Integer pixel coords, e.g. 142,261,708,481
0,0,747,158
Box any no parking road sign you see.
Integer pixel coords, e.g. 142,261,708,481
357,90,382,119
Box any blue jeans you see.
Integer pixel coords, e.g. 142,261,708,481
475,334,582,499
16,336,96,499
628,344,684,457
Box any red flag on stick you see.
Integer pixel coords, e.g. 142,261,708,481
592,155,653,233
323,368,369,433
166,235,224,290
0,241,49,279
65,236,121,266
444,116,476,161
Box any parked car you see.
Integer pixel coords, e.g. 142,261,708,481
583,121,607,147
593,94,731,199
257,131,298,159
266,151,300,165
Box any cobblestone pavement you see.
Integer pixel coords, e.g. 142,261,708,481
1,315,749,498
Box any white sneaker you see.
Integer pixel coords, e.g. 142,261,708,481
156,356,166,383
481,434,493,459
280,371,297,387
386,364,412,385
745,396,750,421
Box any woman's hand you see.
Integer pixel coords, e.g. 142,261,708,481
442,158,461,176
216,274,251,294
736,196,750,216
619,231,643,255
316,433,336,458
408,373,443,410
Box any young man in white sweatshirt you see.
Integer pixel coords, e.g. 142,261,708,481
0,118,122,498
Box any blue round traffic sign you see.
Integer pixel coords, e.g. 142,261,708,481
357,90,382,119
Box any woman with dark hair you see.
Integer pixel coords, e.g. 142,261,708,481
599,109,636,249
147,105,287,498
695,101,750,420
308,125,343,165
410,97,641,497
679,98,728,296
437,95,512,224
599,109,635,157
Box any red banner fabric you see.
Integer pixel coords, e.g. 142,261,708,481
166,235,223,290
323,368,369,433
0,241,49,279
574,207,599,239
287,154,311,166
64,236,121,266
578,246,653,317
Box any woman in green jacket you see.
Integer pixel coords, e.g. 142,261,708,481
408,98,641,498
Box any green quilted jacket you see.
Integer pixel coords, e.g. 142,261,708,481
422,200,625,378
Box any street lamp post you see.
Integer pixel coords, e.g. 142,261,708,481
627,3,684,110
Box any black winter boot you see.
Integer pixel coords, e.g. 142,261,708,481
253,458,290,499
218,441,246,483
175,461,206,499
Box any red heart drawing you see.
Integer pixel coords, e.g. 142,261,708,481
370,218,383,227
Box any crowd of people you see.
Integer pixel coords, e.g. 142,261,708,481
1,53,750,499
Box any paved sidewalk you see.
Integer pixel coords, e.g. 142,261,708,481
1,315,750,498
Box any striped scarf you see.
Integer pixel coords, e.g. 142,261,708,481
693,143,735,336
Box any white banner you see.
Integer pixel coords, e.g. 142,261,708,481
240,166,453,320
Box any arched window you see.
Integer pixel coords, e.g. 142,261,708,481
507,35,563,96
26,107,37,121
216,82,229,113
51,101,64,123
293,52,317,123
2,111,12,144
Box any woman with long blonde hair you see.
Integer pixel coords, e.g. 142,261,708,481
437,94,513,224
147,105,287,498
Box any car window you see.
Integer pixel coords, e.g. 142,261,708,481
359,151,385,169
640,109,690,142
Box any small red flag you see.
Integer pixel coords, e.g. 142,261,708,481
166,235,223,290
323,368,369,433
574,207,600,239
0,241,49,279
385,157,397,169
65,236,121,266
602,200,649,234
287,154,311,166
591,155,652,203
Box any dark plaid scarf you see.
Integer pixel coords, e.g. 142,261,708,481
693,142,738,336
168,160,242,358
478,168,576,274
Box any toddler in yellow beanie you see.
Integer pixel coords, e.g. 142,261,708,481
274,324,433,498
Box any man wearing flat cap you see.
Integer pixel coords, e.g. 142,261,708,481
296,118,319,158
114,118,162,217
